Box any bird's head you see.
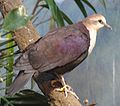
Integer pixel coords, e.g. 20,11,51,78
82,14,112,31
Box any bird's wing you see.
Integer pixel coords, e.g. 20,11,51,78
27,22,90,72
6,70,34,96
14,50,34,71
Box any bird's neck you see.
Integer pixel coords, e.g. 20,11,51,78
88,28,97,55
82,21,97,55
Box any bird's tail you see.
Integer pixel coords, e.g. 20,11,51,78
6,70,34,96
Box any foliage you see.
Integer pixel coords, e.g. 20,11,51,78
0,89,49,106
5,33,14,87
3,5,31,31
43,0,97,27
46,0,65,27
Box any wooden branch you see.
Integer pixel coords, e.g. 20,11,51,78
0,0,82,105
33,72,82,106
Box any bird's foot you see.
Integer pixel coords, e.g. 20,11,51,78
55,84,79,99
52,75,79,99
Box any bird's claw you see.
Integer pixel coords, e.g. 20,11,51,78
55,84,79,99
52,75,79,99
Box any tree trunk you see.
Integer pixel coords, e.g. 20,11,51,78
0,0,82,106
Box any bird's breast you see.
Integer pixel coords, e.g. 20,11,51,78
88,29,97,55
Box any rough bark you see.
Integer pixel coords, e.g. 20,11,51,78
0,0,82,106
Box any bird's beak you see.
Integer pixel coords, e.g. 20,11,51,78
104,23,112,30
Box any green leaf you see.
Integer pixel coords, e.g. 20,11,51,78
49,17,56,30
61,11,73,24
82,0,97,13
40,4,73,25
0,97,14,106
40,4,49,9
46,0,64,27
1,89,49,105
74,0,87,17
3,5,31,31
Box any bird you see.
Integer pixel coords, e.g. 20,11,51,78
6,14,112,96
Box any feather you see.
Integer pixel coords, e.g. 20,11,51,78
6,70,34,96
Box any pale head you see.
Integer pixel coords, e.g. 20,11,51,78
82,14,112,31
82,14,112,55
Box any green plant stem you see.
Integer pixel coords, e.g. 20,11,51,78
5,33,14,87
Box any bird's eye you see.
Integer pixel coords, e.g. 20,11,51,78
98,20,103,24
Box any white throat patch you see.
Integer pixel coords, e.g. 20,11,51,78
87,28,97,55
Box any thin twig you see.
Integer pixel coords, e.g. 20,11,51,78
32,0,41,15
35,10,51,27
34,7,44,17
0,44,17,52
32,16,38,24
32,7,44,24
0,38,14,47
1,31,13,37
35,17,52,27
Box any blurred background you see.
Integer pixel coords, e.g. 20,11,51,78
0,0,120,106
